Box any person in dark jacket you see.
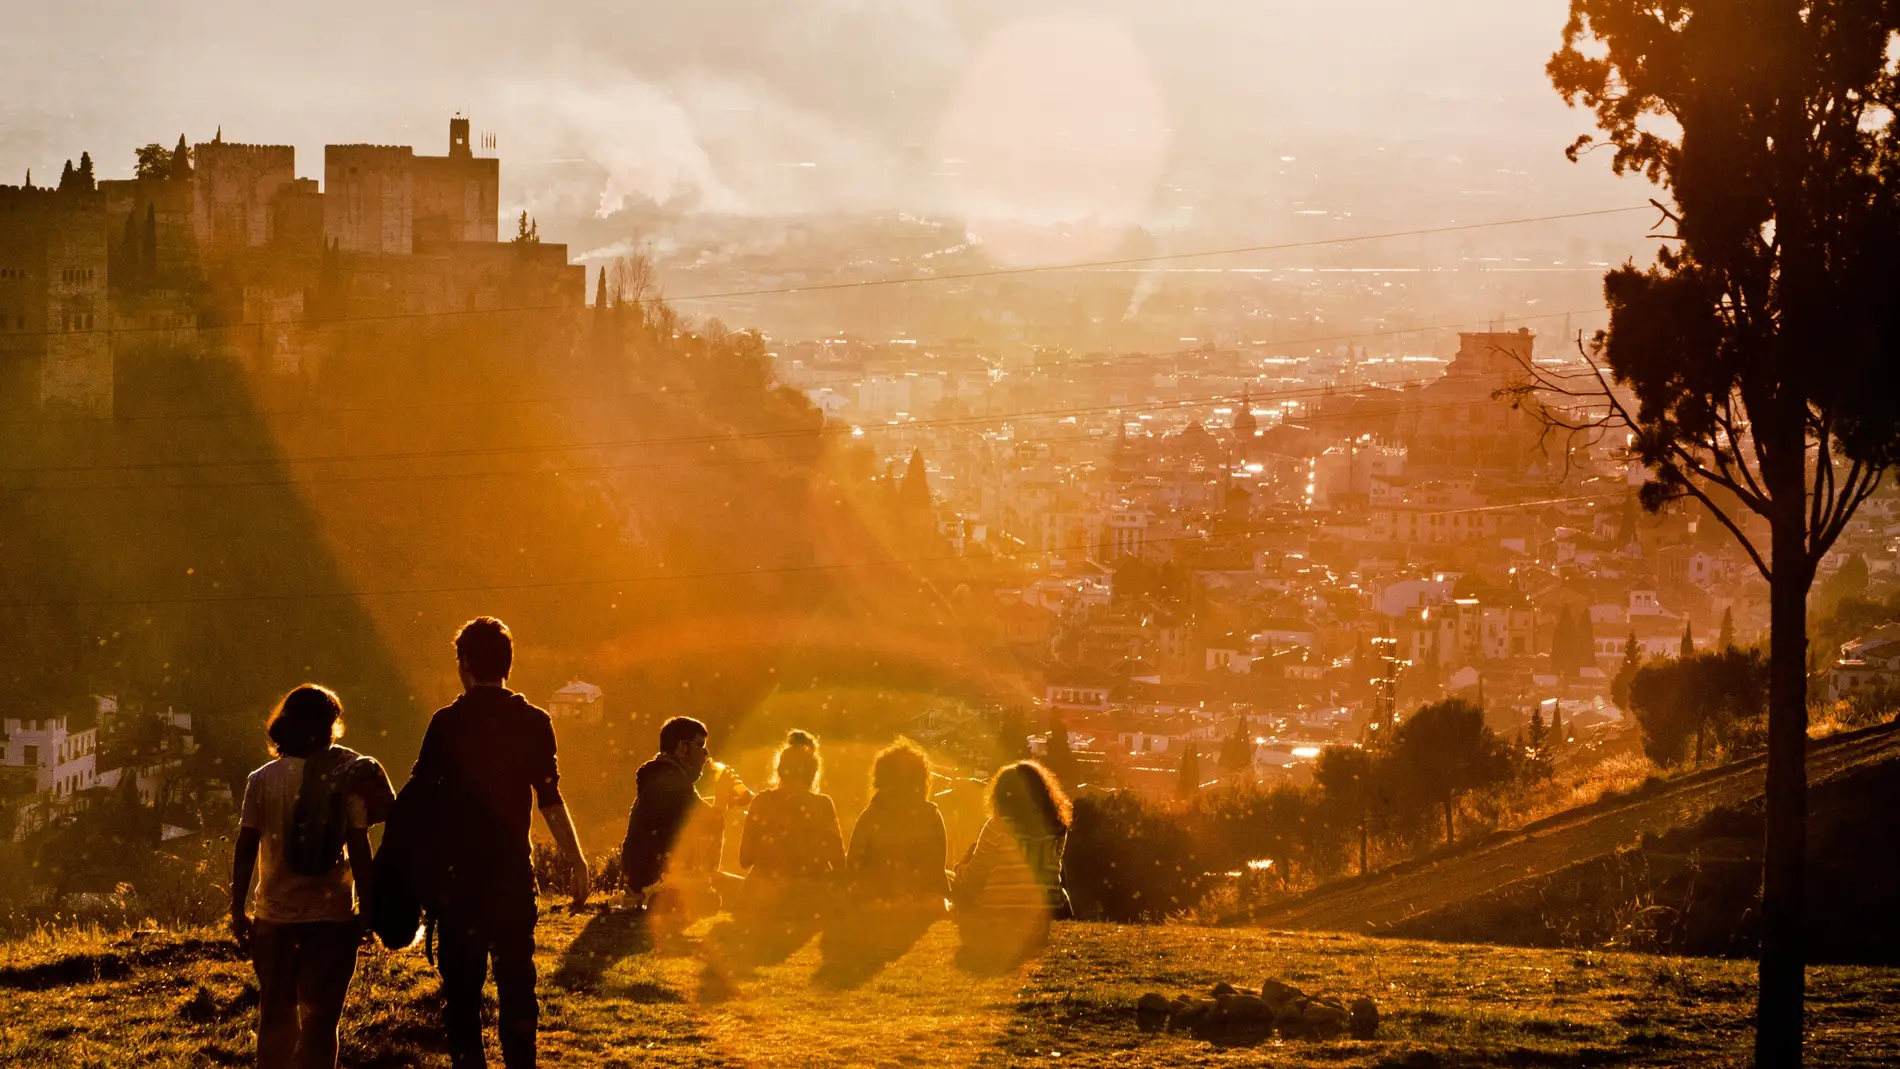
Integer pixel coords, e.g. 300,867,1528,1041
410,618,588,1069
821,740,947,973
621,717,747,921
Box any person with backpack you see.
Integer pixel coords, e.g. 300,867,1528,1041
409,617,589,1069
950,761,1071,970
231,683,393,1069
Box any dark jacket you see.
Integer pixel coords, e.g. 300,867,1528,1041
621,754,712,892
845,791,949,903
408,686,563,905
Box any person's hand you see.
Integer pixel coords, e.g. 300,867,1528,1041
230,910,253,953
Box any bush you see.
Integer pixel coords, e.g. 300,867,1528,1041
1064,791,1210,922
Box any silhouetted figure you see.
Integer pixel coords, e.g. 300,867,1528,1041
951,761,1071,972
411,618,589,1069
231,684,391,1069
732,731,843,950
622,717,749,929
821,741,947,980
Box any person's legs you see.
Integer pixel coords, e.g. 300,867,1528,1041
435,910,493,1069
291,921,359,1069
250,920,302,1069
489,897,540,1069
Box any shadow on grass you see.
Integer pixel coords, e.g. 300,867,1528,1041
811,908,939,991
550,907,656,992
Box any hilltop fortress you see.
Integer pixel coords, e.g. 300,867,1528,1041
0,117,585,414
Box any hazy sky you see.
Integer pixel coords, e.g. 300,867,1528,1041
2,1,1629,232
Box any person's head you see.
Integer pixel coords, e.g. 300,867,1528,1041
990,761,1071,838
455,617,513,687
870,739,930,802
773,730,821,792
267,684,345,759
659,716,710,777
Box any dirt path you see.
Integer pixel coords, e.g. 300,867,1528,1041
1251,722,1900,933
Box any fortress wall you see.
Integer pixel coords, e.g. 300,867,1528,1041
192,143,296,249
324,146,414,255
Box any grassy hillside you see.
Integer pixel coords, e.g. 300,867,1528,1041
4,909,1899,1067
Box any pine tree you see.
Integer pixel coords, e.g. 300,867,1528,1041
76,152,95,190
1551,607,1576,676
1524,707,1552,781
1719,607,1737,651
169,135,192,180
1574,609,1599,673
1045,714,1077,785
1681,619,1695,659
899,448,931,510
1551,699,1565,747
1612,630,1641,710
1175,746,1201,798
594,267,608,310
58,160,75,192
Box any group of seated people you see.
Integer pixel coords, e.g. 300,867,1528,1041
621,717,1071,970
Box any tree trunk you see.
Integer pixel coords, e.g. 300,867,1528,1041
1444,795,1454,847
1757,480,1813,1067
1359,819,1369,876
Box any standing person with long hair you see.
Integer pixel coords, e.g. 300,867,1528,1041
951,761,1071,970
231,684,393,1069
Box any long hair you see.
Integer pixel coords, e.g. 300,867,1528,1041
990,761,1071,838
774,730,821,792
267,684,344,758
870,739,930,801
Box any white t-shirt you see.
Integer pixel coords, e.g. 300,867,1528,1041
240,757,368,924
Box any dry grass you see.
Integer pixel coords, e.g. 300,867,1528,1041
5,906,1900,1068
1497,751,1659,830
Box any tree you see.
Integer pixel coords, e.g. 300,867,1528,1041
511,211,540,244
1315,745,1380,875
1216,718,1254,781
594,267,608,310
1175,745,1202,798
134,143,173,180
1680,619,1695,659
1630,649,1769,768
1573,608,1599,672
1719,607,1737,651
170,135,193,180
1538,7,1900,1059
1523,707,1553,782
899,448,931,511
77,152,94,189
1387,698,1513,847
1551,607,1578,676
1611,630,1642,709
1044,713,1077,787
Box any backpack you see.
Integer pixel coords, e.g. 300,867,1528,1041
288,746,358,877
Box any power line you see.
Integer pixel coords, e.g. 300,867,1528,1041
0,495,1602,610
0,206,1647,343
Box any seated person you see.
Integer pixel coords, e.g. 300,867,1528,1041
829,740,948,964
737,730,844,926
950,761,1071,970
621,716,748,924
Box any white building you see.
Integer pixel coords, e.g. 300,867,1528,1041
549,680,605,724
